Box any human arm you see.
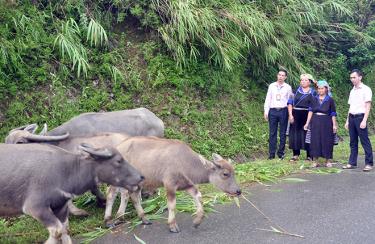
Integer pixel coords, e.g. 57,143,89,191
360,87,372,129
304,111,313,130
330,98,338,133
264,85,272,121
287,90,294,123
360,102,371,129
345,112,350,130
288,104,294,123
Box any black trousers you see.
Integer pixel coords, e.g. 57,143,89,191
268,108,288,157
348,114,373,166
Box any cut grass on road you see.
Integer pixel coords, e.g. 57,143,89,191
0,135,369,243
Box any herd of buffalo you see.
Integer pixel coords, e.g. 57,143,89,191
0,107,241,243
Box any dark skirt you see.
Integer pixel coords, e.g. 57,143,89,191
289,109,309,150
310,114,334,159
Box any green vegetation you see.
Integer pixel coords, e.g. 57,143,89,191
0,0,375,243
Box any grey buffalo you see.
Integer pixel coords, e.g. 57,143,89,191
104,136,242,233
5,127,130,216
47,107,164,138
0,143,143,244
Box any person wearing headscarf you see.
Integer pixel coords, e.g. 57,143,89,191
304,80,338,167
287,74,317,161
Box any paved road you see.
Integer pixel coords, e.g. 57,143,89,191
94,166,375,244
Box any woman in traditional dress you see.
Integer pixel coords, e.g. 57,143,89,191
304,80,338,167
288,74,316,162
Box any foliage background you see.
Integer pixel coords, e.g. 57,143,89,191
1,0,374,160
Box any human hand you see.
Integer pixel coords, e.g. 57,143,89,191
345,121,349,130
289,115,294,124
264,113,268,122
360,120,367,129
333,125,338,133
303,124,308,130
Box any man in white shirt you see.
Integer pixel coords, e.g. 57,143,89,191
264,69,293,159
343,69,373,171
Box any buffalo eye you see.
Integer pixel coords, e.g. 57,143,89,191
114,160,122,167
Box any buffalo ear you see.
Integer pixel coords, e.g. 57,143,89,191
79,143,114,159
24,124,38,134
212,153,223,162
211,153,224,168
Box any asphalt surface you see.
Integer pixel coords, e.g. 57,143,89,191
94,164,375,244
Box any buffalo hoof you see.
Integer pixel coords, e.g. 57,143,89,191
193,215,204,228
96,198,106,208
141,219,152,225
105,219,124,228
193,222,201,228
169,224,180,233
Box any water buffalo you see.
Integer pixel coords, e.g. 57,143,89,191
47,107,164,138
104,136,241,233
0,143,143,244
5,127,130,216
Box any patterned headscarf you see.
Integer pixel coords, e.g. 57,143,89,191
317,80,329,89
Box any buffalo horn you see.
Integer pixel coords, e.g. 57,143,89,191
25,133,69,142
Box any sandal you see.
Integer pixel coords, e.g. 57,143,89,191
289,156,299,162
311,162,319,168
342,164,356,169
363,165,373,172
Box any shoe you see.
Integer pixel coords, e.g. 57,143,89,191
306,157,312,161
363,165,373,172
278,155,285,160
325,161,333,168
268,155,275,160
342,164,357,169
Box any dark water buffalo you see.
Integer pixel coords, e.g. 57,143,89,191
104,136,241,233
0,143,143,244
5,128,130,216
47,107,164,138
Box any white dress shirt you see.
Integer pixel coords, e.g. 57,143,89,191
348,83,372,115
264,82,293,114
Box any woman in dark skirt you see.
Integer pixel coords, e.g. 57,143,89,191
288,74,316,162
304,80,338,167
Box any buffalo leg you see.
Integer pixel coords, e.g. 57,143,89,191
129,189,151,225
23,203,64,244
165,188,179,233
115,188,129,220
186,186,204,227
53,203,72,244
104,186,118,227
67,200,89,217
91,185,106,208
